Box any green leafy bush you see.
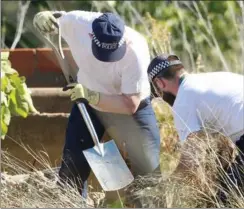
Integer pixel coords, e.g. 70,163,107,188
1,51,38,139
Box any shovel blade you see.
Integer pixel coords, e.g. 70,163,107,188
83,140,134,191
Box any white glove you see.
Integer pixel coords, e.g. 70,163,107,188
64,83,100,105
33,11,59,34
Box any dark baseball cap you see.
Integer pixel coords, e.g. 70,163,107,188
91,13,127,62
147,54,182,81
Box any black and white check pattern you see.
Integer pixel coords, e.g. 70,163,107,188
92,32,102,47
91,32,125,49
148,60,170,81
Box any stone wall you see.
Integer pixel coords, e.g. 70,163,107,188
1,48,134,199
2,48,78,87
2,48,75,169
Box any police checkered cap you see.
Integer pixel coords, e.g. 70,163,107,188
91,32,125,49
91,12,126,62
147,54,182,81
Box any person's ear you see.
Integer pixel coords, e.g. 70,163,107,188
154,77,165,90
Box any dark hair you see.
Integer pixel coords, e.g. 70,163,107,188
156,55,185,80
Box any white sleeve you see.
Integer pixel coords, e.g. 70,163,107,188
121,43,150,95
57,10,102,41
173,104,202,141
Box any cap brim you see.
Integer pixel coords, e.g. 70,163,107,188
92,42,126,62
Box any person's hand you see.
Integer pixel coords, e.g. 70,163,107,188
64,83,100,105
33,11,59,34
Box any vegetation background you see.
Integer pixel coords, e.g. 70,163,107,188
1,0,244,208
2,0,244,74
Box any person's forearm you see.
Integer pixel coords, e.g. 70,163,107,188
94,93,140,115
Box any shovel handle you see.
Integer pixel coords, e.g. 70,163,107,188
76,102,100,146
35,24,101,147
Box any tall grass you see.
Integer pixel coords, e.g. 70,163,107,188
2,102,243,208
120,4,244,207
1,1,244,208
1,139,106,208
91,1,244,74
129,98,244,208
126,123,244,207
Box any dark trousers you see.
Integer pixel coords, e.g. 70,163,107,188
58,97,161,195
218,135,244,204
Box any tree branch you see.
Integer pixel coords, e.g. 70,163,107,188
10,0,31,49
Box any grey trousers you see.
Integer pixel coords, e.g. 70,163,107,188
58,97,161,196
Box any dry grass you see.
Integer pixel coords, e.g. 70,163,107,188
128,99,244,208
1,142,105,208
1,4,244,207
123,13,244,207
1,169,88,208
1,101,244,208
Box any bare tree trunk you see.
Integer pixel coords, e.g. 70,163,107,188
11,0,31,49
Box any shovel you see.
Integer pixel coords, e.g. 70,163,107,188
34,23,134,191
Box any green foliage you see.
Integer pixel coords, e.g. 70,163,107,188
91,1,243,73
1,52,38,139
1,1,243,73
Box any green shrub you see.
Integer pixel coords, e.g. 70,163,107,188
1,51,38,139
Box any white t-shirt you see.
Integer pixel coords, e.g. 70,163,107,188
58,11,151,105
173,72,244,143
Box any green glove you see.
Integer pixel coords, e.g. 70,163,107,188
33,11,59,34
64,83,100,105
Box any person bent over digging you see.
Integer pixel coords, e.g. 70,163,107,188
147,54,244,205
33,10,161,202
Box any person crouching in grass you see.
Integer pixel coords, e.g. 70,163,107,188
147,53,244,205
